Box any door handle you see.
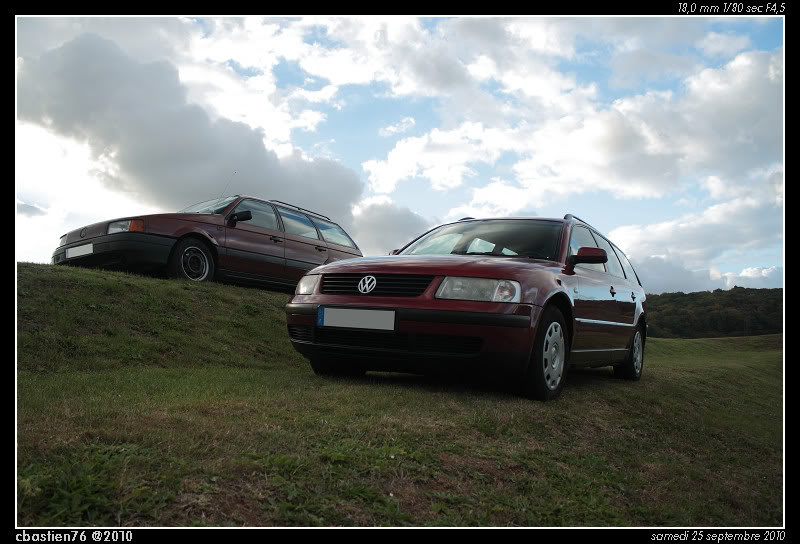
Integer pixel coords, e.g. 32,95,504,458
270,236,283,243
631,292,636,301
610,286,616,297
315,246,327,252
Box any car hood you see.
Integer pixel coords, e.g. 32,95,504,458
58,213,221,247
311,254,563,280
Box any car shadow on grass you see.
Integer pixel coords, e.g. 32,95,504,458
334,370,527,400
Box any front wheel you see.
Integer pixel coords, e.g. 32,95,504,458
614,325,644,380
170,238,215,282
524,306,569,401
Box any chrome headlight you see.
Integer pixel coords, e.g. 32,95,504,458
435,277,521,303
296,274,320,295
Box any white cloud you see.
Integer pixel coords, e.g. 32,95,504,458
440,48,782,217
697,31,753,57
16,123,164,264
629,256,782,294
348,202,431,256
608,180,783,271
378,117,415,137
17,33,364,237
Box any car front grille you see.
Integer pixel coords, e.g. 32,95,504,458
288,325,483,355
321,274,435,297
288,325,314,342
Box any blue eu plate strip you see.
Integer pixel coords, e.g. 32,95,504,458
317,307,325,327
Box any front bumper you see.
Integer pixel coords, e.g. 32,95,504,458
52,233,176,270
285,302,541,379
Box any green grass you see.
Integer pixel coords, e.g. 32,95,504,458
16,263,784,527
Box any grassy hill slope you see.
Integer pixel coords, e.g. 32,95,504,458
16,263,784,527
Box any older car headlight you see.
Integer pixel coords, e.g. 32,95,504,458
296,274,320,295
107,219,144,234
435,277,521,303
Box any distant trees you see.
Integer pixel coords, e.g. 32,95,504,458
645,287,783,338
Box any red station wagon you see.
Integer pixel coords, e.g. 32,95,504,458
285,215,646,400
52,195,362,288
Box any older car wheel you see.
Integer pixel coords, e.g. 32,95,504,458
310,357,366,377
615,324,644,380
171,238,215,282
524,306,568,401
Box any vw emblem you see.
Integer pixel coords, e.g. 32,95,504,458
358,275,377,294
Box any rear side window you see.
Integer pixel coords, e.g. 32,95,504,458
277,208,320,240
614,245,641,285
593,234,625,279
231,199,279,231
311,217,357,249
569,226,604,273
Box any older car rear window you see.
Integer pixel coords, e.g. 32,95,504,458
403,220,563,261
277,207,320,240
310,217,357,249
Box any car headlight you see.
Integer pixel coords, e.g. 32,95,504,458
107,219,144,234
435,277,521,303
296,274,320,295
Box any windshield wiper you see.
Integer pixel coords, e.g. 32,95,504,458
450,251,511,256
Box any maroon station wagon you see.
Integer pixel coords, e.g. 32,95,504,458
285,215,646,400
52,195,362,287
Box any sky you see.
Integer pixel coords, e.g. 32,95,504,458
15,16,784,294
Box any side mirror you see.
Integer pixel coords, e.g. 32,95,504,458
389,249,400,255
566,247,607,267
229,210,252,223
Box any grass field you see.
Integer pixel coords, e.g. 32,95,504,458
16,263,784,527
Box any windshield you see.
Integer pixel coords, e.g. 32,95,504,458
179,196,239,214
402,219,564,261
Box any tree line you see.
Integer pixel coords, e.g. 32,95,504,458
645,287,783,338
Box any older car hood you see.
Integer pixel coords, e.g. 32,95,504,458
312,254,563,280
59,213,222,246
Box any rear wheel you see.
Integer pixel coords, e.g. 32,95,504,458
615,324,644,380
524,306,568,401
310,357,366,377
170,238,215,282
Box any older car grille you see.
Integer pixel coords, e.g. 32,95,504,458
321,274,434,297
288,325,482,355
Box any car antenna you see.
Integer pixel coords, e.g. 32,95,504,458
218,170,237,201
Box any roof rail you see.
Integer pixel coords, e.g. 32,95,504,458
270,200,331,221
458,216,475,221
563,214,598,232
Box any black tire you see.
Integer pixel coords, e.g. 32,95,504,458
614,324,645,380
170,238,215,282
310,357,366,377
524,306,569,401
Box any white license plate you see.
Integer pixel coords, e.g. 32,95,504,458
317,307,395,331
66,244,93,258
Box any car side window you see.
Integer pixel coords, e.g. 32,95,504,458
310,217,357,249
569,226,605,272
614,245,642,286
277,208,320,240
593,234,626,279
232,199,279,231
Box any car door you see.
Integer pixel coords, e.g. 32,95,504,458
220,198,287,282
275,206,329,282
614,243,646,335
592,234,636,357
564,225,621,365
